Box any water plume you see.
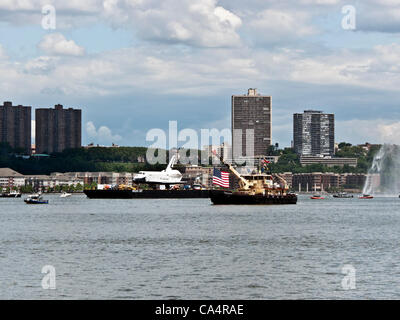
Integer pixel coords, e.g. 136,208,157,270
363,144,400,196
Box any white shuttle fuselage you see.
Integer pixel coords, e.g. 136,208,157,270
134,156,183,184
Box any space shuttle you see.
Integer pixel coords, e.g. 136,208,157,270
133,155,184,184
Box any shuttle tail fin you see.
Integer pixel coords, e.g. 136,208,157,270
166,155,176,171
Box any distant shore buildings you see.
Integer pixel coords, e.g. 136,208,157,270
0,101,82,155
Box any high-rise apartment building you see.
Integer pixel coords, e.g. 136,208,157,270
35,104,81,154
293,110,335,156
232,88,271,158
0,101,31,154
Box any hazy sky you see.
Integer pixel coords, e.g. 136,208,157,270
1,0,400,148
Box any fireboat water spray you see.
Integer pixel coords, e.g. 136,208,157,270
363,144,400,196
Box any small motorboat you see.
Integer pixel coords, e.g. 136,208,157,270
310,194,325,200
60,192,72,198
24,193,49,204
333,192,353,198
359,194,374,199
0,190,22,198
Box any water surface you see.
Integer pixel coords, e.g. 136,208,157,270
1,194,399,299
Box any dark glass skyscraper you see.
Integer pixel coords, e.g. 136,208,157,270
35,104,81,154
0,101,31,154
232,88,271,158
293,110,335,156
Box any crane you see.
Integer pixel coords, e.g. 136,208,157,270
212,151,251,190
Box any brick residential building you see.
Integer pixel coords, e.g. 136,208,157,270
232,88,271,159
35,104,81,154
0,101,31,154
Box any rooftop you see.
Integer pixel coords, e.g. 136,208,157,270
0,168,24,177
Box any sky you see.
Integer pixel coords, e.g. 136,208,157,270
0,0,400,148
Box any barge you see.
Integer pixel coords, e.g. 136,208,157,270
84,189,210,199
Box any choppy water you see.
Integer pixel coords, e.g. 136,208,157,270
1,194,400,299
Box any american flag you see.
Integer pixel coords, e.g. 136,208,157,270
213,168,230,188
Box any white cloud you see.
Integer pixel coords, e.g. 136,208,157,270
24,56,58,74
38,33,85,56
86,121,122,144
0,0,241,47
337,120,400,145
377,122,400,144
0,39,398,101
247,9,316,43
103,0,242,47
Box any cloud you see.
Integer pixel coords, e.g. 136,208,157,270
103,0,242,47
1,0,242,47
246,9,317,44
337,120,400,145
377,122,400,144
356,0,400,33
1,0,400,148
24,56,58,74
86,121,122,144
38,33,85,56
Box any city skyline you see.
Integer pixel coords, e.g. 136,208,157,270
1,1,399,148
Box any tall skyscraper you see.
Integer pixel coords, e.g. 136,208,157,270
293,110,335,156
36,104,82,154
0,101,31,154
232,88,271,158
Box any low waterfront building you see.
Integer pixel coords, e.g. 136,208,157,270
340,173,367,188
293,172,341,192
300,156,358,167
67,172,133,187
292,172,371,192
0,168,25,189
24,173,84,191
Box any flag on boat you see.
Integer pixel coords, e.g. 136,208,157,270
212,168,230,188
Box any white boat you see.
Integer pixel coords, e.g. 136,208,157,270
60,192,72,198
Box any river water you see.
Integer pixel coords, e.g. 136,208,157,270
1,194,400,299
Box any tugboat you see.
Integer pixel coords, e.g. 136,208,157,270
209,152,297,205
24,193,49,204
359,194,374,199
